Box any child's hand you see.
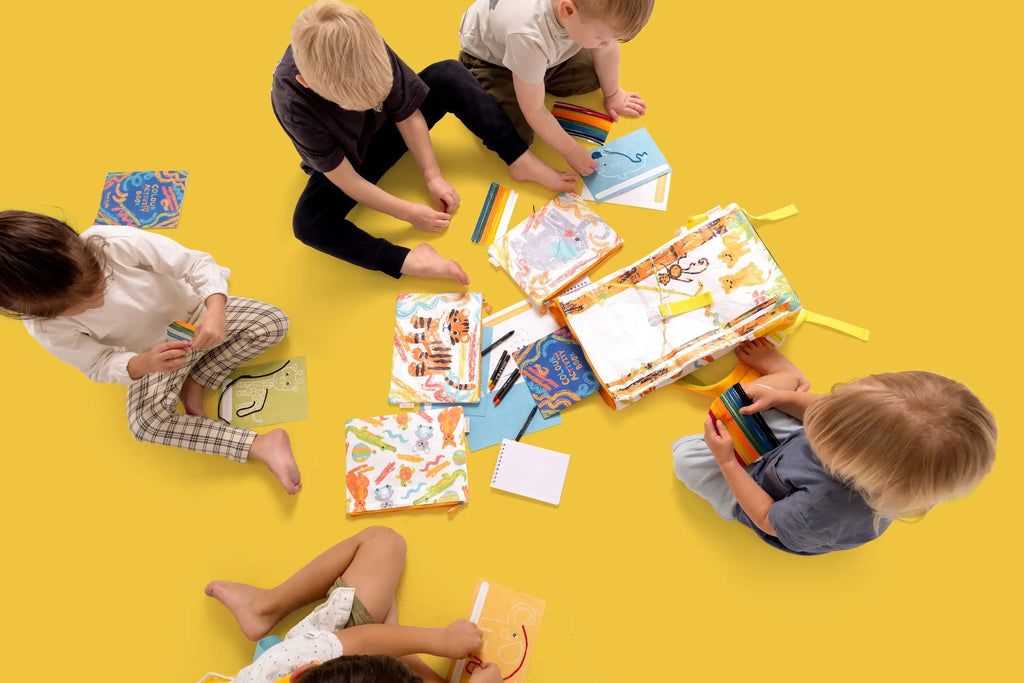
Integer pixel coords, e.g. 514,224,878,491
468,662,502,683
134,341,191,376
566,143,599,176
440,619,484,659
192,300,226,350
427,177,461,213
738,383,778,415
704,415,736,466
603,88,646,121
408,203,452,232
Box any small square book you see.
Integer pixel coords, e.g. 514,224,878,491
388,293,482,405
512,325,599,418
490,439,570,505
94,170,189,229
487,193,623,306
345,407,468,515
708,383,780,465
581,128,671,203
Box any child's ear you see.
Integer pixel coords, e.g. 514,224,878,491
289,662,318,682
556,0,579,20
296,74,310,88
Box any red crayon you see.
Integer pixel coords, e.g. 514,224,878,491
492,369,520,406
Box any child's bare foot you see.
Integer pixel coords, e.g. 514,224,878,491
401,243,470,285
736,338,809,391
509,151,579,193
204,580,277,641
180,376,206,416
248,429,302,495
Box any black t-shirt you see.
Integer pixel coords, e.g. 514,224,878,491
271,44,428,173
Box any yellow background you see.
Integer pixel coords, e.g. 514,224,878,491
0,1,1020,680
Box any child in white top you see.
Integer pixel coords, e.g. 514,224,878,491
206,527,502,683
0,210,301,494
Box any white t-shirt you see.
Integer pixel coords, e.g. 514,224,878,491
23,225,230,385
459,0,581,84
233,585,357,683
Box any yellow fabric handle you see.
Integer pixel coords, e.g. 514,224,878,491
795,309,871,341
741,204,799,224
659,291,713,318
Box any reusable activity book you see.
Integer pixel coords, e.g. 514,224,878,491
490,439,570,506
551,101,613,144
488,193,623,307
555,204,803,410
580,128,671,203
471,182,518,244
581,171,671,211
94,170,189,229
709,383,780,465
448,580,546,683
218,357,308,428
512,325,598,418
344,407,468,515
389,293,483,405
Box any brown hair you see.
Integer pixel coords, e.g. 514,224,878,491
803,371,997,521
0,210,107,319
291,0,393,110
575,0,655,40
296,654,422,683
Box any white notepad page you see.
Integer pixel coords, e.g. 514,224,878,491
490,439,571,505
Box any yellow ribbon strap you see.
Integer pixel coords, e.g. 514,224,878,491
797,309,871,341
740,204,799,224
659,291,714,319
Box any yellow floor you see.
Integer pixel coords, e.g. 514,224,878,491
1,1,1020,681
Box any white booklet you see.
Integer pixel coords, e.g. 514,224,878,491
490,439,571,505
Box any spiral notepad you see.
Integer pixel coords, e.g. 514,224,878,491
490,439,570,505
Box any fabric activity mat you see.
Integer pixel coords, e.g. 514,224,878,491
388,293,482,405
344,407,468,515
488,193,622,307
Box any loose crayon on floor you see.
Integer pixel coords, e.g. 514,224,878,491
492,368,520,406
488,350,511,391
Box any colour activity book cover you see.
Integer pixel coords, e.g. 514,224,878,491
581,128,671,203
512,325,599,418
344,407,468,515
448,580,546,683
94,170,189,228
488,193,623,307
389,293,483,405
218,357,308,428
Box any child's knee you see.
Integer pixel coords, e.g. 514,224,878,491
360,526,407,558
671,435,711,483
420,59,473,90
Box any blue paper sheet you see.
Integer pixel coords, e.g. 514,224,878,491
581,128,671,203
465,327,562,451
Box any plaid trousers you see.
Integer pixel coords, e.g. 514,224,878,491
126,297,289,462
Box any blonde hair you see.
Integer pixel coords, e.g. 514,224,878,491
290,1,393,110
575,0,655,41
804,372,996,522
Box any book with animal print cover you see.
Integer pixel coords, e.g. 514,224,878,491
487,193,623,307
580,128,671,203
388,293,482,405
344,407,468,515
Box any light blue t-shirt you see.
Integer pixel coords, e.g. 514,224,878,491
738,430,890,555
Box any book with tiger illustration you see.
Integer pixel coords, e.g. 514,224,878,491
344,407,468,515
487,193,623,307
388,293,482,405
512,326,598,418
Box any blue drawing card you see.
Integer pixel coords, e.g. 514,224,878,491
95,170,189,229
465,327,562,452
581,128,671,203
512,326,598,418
